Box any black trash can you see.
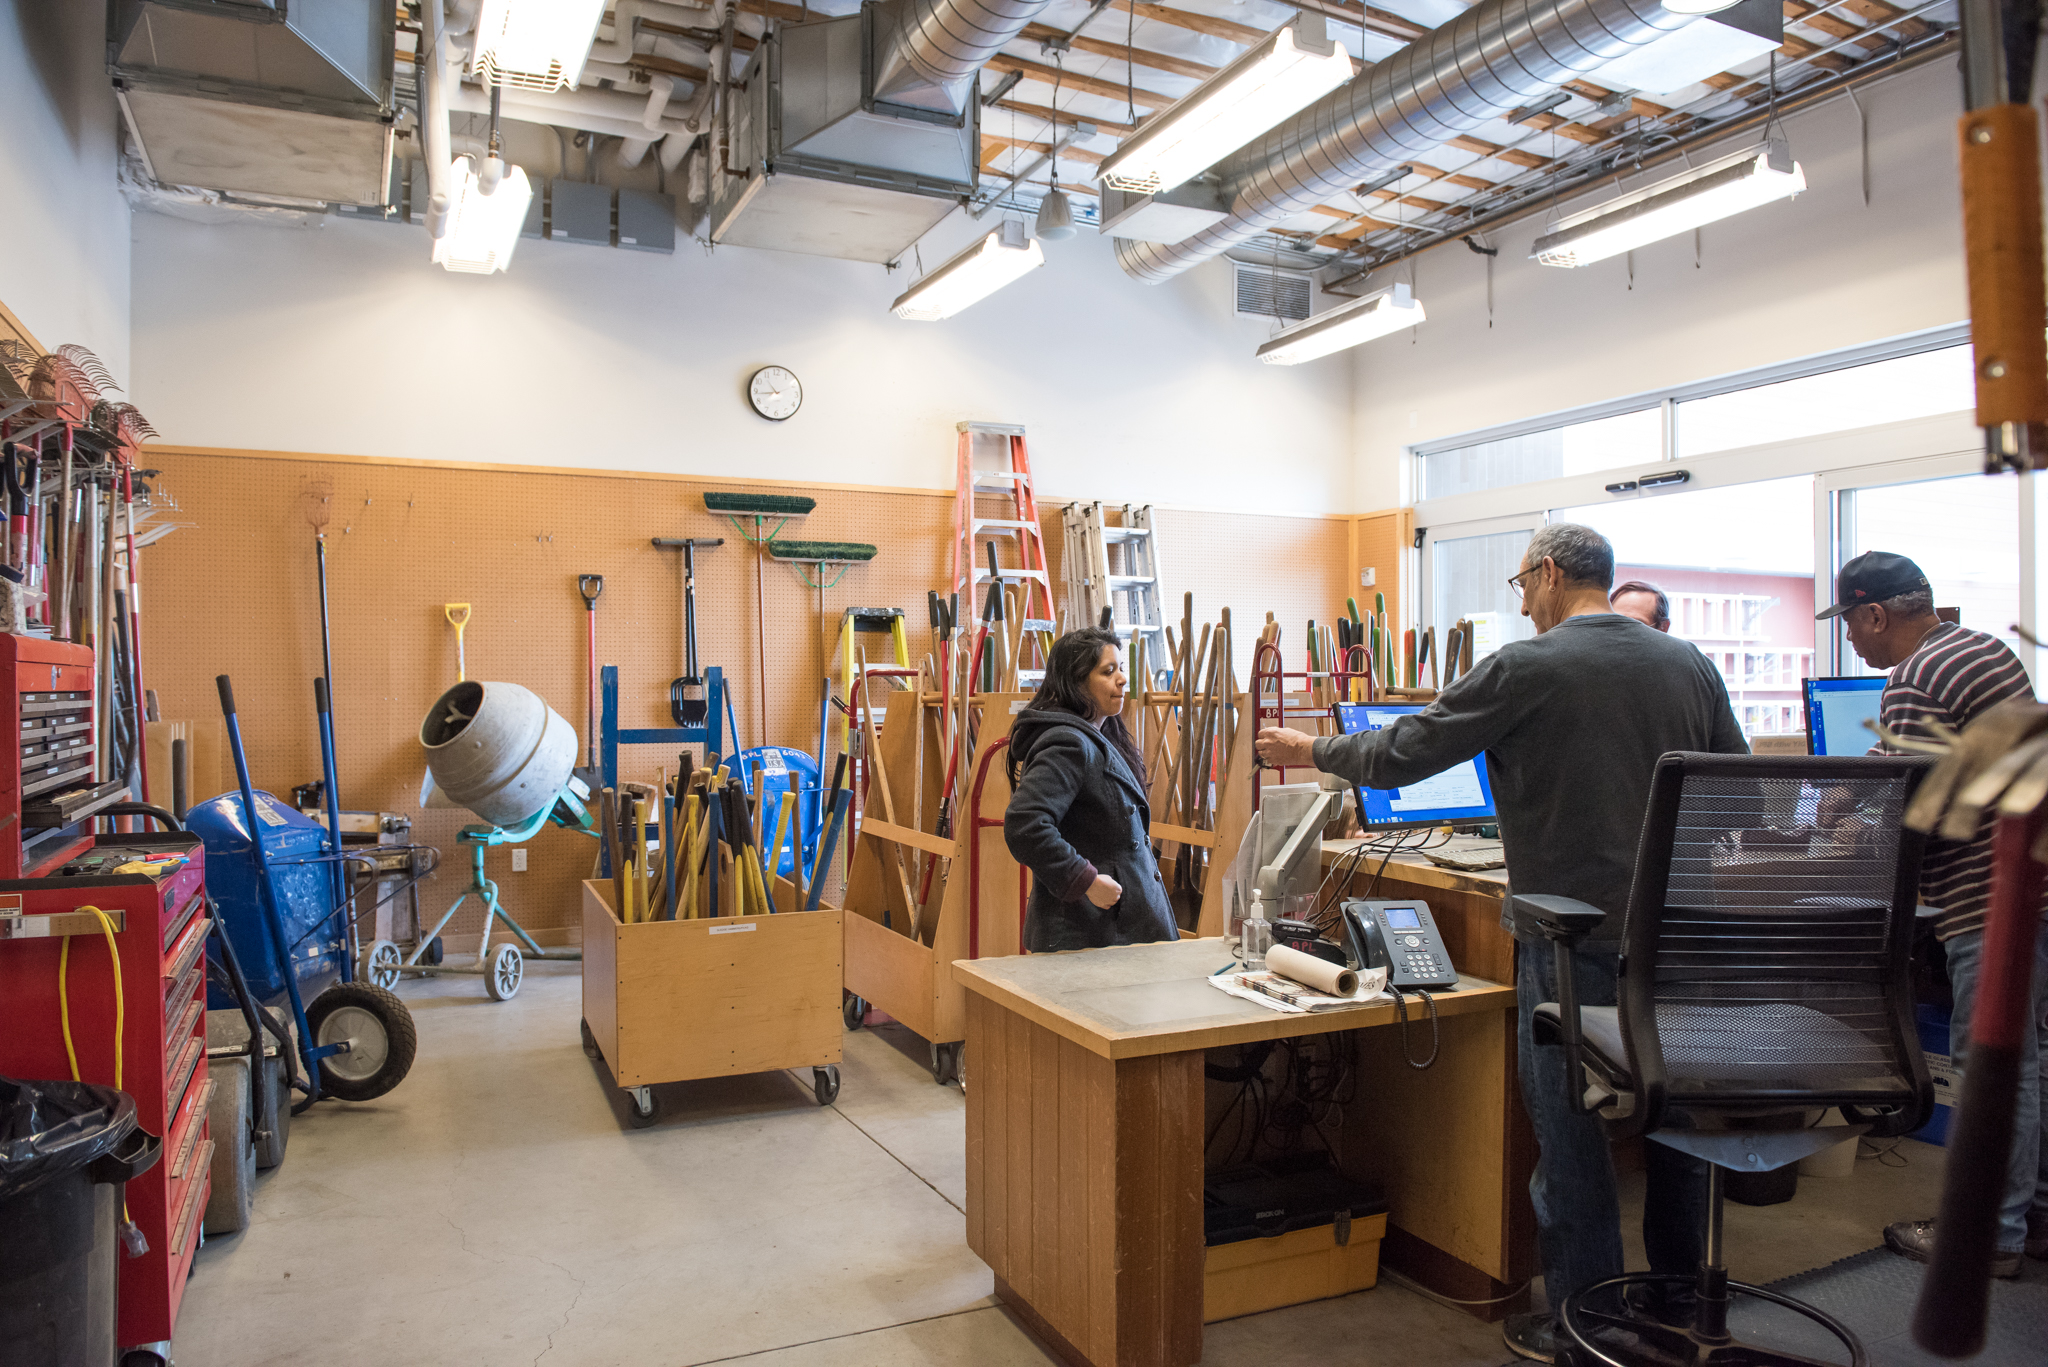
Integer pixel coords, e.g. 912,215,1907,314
0,1076,163,1367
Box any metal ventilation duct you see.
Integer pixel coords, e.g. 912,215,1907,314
1113,0,1700,283
708,0,1052,262
107,0,396,206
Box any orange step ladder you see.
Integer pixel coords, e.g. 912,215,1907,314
950,422,1057,687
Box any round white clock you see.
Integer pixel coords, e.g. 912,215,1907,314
747,366,802,422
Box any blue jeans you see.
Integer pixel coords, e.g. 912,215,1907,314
1942,919,2048,1253
1516,941,1709,1314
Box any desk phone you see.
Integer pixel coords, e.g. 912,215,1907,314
1341,899,1458,991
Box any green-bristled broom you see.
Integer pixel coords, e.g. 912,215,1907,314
704,492,816,749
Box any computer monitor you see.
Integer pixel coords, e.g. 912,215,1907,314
1335,704,1498,829
1803,676,1887,756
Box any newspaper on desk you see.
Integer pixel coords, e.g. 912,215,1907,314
1209,963,1391,1014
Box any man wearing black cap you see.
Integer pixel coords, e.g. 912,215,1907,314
1819,551,2047,1276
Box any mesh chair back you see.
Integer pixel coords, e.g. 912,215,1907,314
1619,754,1931,1130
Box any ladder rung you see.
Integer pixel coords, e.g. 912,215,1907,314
1107,575,1154,588
1100,527,1151,542
975,568,1048,583
972,519,1037,532
959,422,1029,436
972,472,1028,487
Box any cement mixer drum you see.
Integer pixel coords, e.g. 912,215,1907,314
419,681,578,827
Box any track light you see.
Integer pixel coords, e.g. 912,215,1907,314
472,0,607,90
432,155,533,274
1531,140,1804,268
891,222,1046,321
1255,282,1423,365
1095,15,1355,196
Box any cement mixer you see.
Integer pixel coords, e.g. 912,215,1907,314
356,681,598,1001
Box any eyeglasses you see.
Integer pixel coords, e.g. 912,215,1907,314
1507,567,1536,599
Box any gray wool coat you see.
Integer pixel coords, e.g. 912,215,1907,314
1003,708,1179,953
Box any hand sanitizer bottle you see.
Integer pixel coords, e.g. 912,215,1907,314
1240,893,1273,972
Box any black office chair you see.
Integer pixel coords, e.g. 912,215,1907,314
1513,752,1933,1367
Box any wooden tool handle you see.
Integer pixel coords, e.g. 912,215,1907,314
1959,103,2048,430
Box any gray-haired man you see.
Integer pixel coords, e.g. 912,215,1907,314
1257,523,1749,1362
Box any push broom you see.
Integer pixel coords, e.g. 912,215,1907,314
703,492,816,749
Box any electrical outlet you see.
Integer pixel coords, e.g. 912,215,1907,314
511,848,527,872
1360,568,1376,587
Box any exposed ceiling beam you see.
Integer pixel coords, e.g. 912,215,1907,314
1109,0,1269,45
1268,0,1431,44
983,52,1174,106
1017,21,1219,81
982,133,1107,165
989,97,1137,137
1447,133,1554,170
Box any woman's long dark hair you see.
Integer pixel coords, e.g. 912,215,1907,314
1006,628,1146,786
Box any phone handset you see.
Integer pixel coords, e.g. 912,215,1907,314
1342,899,1457,991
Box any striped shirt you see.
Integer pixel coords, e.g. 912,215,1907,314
1875,622,2036,939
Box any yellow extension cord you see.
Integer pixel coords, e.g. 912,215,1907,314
57,905,132,1226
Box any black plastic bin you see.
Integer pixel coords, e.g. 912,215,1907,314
0,1077,162,1367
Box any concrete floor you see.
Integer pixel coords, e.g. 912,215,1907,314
175,964,1951,1367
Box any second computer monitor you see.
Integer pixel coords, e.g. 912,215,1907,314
1803,676,1887,756
1334,704,1498,830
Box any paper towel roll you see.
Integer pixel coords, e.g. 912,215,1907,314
1267,942,1358,997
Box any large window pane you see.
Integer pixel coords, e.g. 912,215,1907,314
1676,346,1973,458
1432,528,1535,656
1423,408,1661,499
1554,476,1816,739
1843,471,2024,678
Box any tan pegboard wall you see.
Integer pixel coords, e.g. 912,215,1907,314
140,449,951,942
138,447,1361,941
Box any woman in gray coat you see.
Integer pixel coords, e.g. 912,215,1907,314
1003,628,1179,952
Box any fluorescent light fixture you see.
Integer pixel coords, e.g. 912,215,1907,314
432,156,533,274
1095,16,1355,196
1531,141,1804,268
472,0,607,91
891,221,1045,321
1255,282,1423,365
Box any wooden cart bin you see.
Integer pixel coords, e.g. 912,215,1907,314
580,880,844,1122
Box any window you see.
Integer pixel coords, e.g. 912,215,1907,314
1421,408,1661,499
1839,470,2022,672
1431,527,1535,654
1675,345,1974,458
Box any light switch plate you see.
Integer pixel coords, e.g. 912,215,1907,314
512,848,528,872
1360,568,1376,587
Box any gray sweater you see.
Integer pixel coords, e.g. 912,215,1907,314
1311,613,1748,943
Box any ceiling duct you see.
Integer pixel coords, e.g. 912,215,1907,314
708,0,1052,262
1113,0,1701,284
107,0,396,206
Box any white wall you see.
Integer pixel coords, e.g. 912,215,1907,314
1352,57,1968,509
0,0,132,377
130,203,1355,514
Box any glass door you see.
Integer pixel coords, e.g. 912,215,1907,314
1420,515,1544,666
1821,456,2028,682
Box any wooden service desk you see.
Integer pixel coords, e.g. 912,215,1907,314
953,937,1523,1367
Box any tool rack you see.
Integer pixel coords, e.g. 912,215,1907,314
580,665,842,1126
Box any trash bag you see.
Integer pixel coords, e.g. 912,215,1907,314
0,1077,138,1202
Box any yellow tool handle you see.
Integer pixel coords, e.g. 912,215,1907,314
1959,103,2048,430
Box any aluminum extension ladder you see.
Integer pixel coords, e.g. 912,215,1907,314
1060,501,1167,670
950,422,1057,687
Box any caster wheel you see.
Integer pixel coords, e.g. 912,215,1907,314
843,993,867,1031
626,1087,659,1128
931,1041,963,1087
813,1065,841,1107
485,942,523,1001
580,1019,600,1058
359,938,401,990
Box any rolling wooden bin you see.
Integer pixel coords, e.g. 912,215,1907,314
578,877,843,1126
841,689,1032,1084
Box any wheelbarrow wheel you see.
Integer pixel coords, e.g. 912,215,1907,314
485,942,523,1001
256,1049,290,1169
306,982,417,1102
203,1056,254,1235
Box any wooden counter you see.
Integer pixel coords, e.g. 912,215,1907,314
955,936,1528,1367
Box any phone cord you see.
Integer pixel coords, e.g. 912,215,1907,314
1390,986,1440,1070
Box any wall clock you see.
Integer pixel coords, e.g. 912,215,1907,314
748,366,802,421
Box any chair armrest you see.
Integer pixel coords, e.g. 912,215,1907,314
1510,894,1607,945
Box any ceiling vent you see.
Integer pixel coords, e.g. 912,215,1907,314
1233,263,1312,323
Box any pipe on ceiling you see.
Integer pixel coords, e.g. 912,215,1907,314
869,0,1058,116
1113,0,1700,283
589,0,718,66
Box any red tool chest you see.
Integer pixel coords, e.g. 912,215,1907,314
0,633,127,878
0,833,211,1359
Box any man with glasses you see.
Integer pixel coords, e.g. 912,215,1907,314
1821,550,2047,1277
1256,523,1747,1363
